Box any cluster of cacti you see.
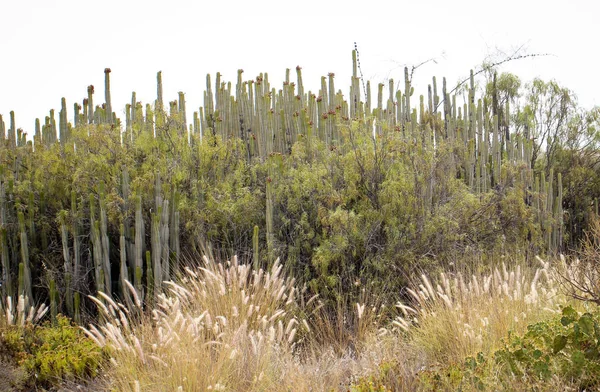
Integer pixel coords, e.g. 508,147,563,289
0,50,591,323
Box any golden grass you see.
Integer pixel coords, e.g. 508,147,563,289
83,256,415,391
80,254,584,391
0,295,48,327
395,257,569,366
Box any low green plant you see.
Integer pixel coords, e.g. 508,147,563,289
349,360,404,391
416,354,488,391
418,305,600,391
0,314,107,388
495,305,600,388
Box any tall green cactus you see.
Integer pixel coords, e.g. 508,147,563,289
119,223,132,307
8,111,16,149
74,291,81,324
59,97,68,144
157,71,164,112
89,194,104,293
151,208,162,295
87,85,94,124
17,212,32,303
104,68,113,124
0,228,10,299
134,195,144,297
50,278,57,325
99,183,112,296
146,250,153,304
71,191,81,290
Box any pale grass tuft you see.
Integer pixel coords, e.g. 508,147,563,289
0,295,48,327
400,259,569,364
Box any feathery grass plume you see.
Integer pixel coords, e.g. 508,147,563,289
0,295,48,327
397,260,566,364
81,254,419,391
83,255,309,390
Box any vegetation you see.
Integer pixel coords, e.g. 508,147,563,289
0,49,599,390
0,299,105,390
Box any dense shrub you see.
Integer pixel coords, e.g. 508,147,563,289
0,315,107,389
418,305,600,391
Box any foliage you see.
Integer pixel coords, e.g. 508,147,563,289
418,305,600,391
349,360,404,392
0,314,106,389
0,51,597,324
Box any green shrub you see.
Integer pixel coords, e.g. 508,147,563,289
418,305,600,391
349,360,405,392
0,314,107,388
495,305,600,388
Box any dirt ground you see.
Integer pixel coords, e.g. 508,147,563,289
0,360,26,391
0,361,107,392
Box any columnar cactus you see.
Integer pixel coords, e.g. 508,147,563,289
134,195,144,297
87,85,94,124
71,191,81,289
17,212,32,302
119,223,132,307
8,111,16,149
50,278,57,324
0,227,10,298
98,184,112,296
104,68,113,124
157,71,164,111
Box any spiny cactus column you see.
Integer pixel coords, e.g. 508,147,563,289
0,228,10,298
8,111,16,149
71,191,81,290
157,71,164,112
119,223,132,307
178,91,187,135
59,98,68,145
134,195,144,298
87,85,94,124
151,207,162,296
104,68,113,125
554,173,563,252
58,210,73,315
146,250,153,305
89,194,104,294
17,212,33,303
169,189,179,276
74,291,81,324
50,278,57,325
99,183,112,296
0,114,5,140
0,167,10,298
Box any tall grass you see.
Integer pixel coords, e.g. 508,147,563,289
81,254,581,391
395,257,567,366
83,254,420,391
0,295,47,327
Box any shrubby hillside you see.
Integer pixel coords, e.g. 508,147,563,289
0,51,599,390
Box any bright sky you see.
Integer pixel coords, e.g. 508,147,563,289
1,0,597,134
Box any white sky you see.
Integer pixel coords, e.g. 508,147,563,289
1,0,597,134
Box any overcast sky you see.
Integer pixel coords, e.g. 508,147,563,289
1,0,597,134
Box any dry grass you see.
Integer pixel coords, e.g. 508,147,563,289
0,295,48,327
394,257,568,366
81,254,585,391
84,256,413,391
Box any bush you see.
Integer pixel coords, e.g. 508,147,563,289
0,314,107,389
419,305,600,391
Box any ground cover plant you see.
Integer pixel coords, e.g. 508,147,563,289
0,49,599,390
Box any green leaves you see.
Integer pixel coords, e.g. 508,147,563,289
553,335,568,354
0,315,107,388
496,306,600,387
